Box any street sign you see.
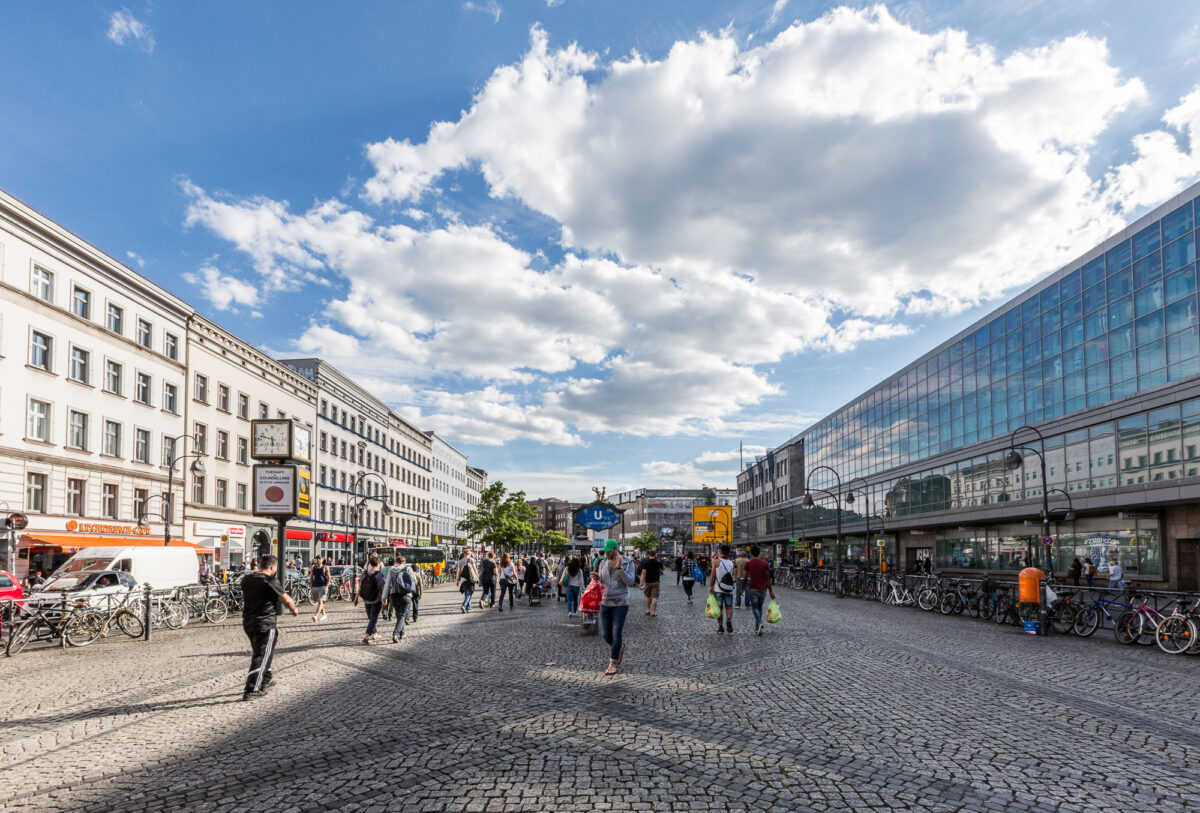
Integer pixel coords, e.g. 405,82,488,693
575,501,623,531
1041,535,1054,547
813,543,822,549
788,538,799,543
6,512,29,531
876,539,887,547
692,505,732,544
253,465,299,517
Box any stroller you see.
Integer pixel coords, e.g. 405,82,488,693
528,582,542,606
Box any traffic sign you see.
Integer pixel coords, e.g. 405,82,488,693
1041,535,1054,547
6,512,29,531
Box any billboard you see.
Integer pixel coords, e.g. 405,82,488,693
693,505,732,545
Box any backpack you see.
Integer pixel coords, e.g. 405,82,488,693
358,571,381,603
1087,564,1097,576
392,567,415,597
717,560,735,593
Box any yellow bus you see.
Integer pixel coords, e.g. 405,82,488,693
369,545,447,576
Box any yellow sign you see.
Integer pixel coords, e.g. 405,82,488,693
297,465,312,519
692,505,732,545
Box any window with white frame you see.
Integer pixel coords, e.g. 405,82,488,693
104,359,122,394
135,372,152,404
218,384,230,412
238,393,248,419
27,399,50,442
133,488,149,520
192,475,205,504
103,420,121,457
72,286,91,319
30,331,52,372
68,410,89,450
31,265,53,302
162,436,177,467
237,436,248,464
67,478,85,516
193,422,207,454
102,483,119,518
237,483,248,510
258,402,268,419
69,346,90,384
194,374,208,403
106,303,123,334
26,472,47,513
216,478,228,507
136,319,152,349
217,430,229,460
163,382,178,414
164,333,178,360
135,428,151,463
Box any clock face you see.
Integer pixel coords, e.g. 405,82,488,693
253,421,290,457
293,425,311,462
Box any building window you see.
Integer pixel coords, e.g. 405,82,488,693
258,402,268,419
28,399,50,442
67,478,85,516
135,372,152,405
238,393,249,419
319,465,327,486
69,347,90,384
106,303,123,334
217,430,229,460
194,374,208,403
104,360,123,394
216,478,228,508
68,410,89,450
218,384,230,412
164,333,178,360
136,319,152,349
30,331,52,372
31,265,53,302
135,428,151,463
102,483,119,519
103,420,121,457
162,436,176,467
26,472,47,513
237,436,248,464
320,399,327,416
237,483,248,510
319,500,326,521
133,488,149,520
193,422,207,454
164,382,178,414
192,476,205,504
72,286,91,319
320,431,327,452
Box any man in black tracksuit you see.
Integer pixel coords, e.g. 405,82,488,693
241,555,298,701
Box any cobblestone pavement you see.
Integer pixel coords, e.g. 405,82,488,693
2,580,1197,813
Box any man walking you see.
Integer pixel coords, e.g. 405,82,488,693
733,549,749,609
709,545,736,634
744,545,776,636
309,555,330,623
675,554,683,585
381,556,418,643
408,563,423,624
480,551,497,607
241,555,298,701
638,551,662,616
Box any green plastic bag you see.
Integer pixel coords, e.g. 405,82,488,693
766,599,782,624
705,593,721,619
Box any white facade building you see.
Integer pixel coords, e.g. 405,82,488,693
427,431,469,546
388,410,432,546
183,315,317,568
0,190,192,577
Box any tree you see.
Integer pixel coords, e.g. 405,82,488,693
631,529,659,553
538,529,570,556
457,481,538,552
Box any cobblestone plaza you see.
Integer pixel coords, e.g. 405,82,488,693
3,584,1196,813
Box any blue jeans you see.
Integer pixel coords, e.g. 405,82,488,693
749,589,768,629
682,579,695,599
389,595,412,638
498,581,515,608
364,601,382,636
566,584,581,614
480,581,495,605
734,580,747,607
599,604,629,662
461,587,474,611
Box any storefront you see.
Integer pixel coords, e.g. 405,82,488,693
284,528,314,563
191,522,246,570
17,524,210,580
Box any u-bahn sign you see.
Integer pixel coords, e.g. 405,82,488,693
575,501,624,531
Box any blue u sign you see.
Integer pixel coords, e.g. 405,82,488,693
576,504,620,531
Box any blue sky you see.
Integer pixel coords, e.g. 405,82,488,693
2,1,1199,502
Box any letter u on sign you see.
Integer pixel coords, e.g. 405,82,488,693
593,510,603,520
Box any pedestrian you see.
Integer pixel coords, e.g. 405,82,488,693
354,553,385,644
1107,559,1125,590
23,570,44,591
1084,557,1096,587
1068,557,1083,586
733,549,749,609
524,555,541,601
744,545,776,636
638,551,662,616
681,551,697,604
480,551,498,607
593,539,636,676
240,555,298,701
409,563,423,624
381,556,418,643
457,551,479,612
309,555,330,623
674,555,683,585
709,544,736,634
199,559,212,584
516,559,526,598
564,556,585,617
498,552,517,612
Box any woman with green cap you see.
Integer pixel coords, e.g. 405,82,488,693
593,538,637,675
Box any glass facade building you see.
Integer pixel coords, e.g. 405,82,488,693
737,182,1200,590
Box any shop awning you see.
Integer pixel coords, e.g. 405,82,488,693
19,534,213,554
285,529,314,540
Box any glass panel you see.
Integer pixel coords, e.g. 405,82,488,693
1164,264,1196,304
1061,294,1082,324
1090,423,1116,489
1165,295,1197,333
1168,325,1200,367
1061,270,1082,299
1107,267,1134,298
1085,361,1109,391
1084,309,1108,339
1164,233,1196,273
1108,294,1134,328
1083,283,1106,314
1135,282,1163,317
1137,338,1166,373
1147,404,1182,481
1134,251,1162,288
1109,323,1134,355
1109,350,1135,382
1132,222,1161,259
1040,285,1060,310
1084,336,1108,366
1162,202,1194,242
1136,311,1164,345
1062,319,1083,349
1082,256,1105,288
1182,399,1200,478
1106,240,1132,273
1118,414,1148,485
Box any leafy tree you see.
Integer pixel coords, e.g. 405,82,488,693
631,529,659,553
538,529,570,556
457,481,537,551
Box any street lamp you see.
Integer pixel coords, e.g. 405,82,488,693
802,464,848,597
1004,425,1055,574
845,477,887,571
161,435,205,546
708,510,730,552
345,470,393,587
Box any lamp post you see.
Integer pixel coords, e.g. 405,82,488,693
708,510,730,551
802,464,847,597
1004,425,1054,575
346,470,392,590
164,434,206,547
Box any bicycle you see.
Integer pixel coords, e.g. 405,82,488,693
1115,592,1171,647
916,577,943,612
65,594,145,645
1072,591,1134,640
880,577,915,607
938,580,979,616
1154,597,1199,655
992,588,1022,627
8,597,97,654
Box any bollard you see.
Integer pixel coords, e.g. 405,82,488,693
61,589,69,649
143,582,153,642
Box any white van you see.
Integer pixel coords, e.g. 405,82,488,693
29,546,199,608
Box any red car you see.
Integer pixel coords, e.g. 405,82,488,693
0,570,23,608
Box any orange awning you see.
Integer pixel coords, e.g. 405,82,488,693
19,534,212,553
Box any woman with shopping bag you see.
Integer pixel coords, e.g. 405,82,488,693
593,539,637,675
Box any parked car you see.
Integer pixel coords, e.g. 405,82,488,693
0,570,23,608
27,569,139,610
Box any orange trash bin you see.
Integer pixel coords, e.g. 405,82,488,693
1018,567,1044,603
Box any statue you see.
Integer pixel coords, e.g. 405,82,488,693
592,486,607,502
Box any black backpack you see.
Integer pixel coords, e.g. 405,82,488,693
358,571,381,603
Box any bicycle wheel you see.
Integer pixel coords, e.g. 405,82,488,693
1075,607,1100,637
938,593,956,615
116,609,144,638
967,595,981,619
1049,604,1077,635
161,601,186,630
1114,611,1140,645
65,611,103,647
8,617,40,655
978,597,993,621
1156,616,1196,655
1134,616,1157,646
917,589,938,612
203,597,229,624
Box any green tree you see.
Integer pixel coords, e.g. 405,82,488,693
631,529,659,553
537,529,570,556
457,481,537,551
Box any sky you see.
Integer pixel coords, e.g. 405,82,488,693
2,1,1199,503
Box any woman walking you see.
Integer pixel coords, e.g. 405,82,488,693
1068,557,1083,587
594,539,636,676
353,554,385,644
457,552,479,613
497,552,518,612
564,557,585,617
681,551,697,605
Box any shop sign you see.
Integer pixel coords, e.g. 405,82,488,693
6,512,29,531
66,520,151,535
193,522,246,538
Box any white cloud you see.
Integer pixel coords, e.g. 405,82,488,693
464,0,501,23
767,0,788,26
641,444,769,487
182,264,259,312
107,9,154,53
126,251,145,268
546,0,565,6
